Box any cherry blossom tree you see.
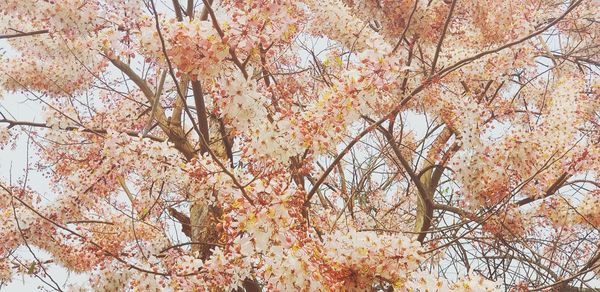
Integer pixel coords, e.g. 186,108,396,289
0,0,599,291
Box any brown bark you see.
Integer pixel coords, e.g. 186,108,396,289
189,194,222,259
414,127,453,242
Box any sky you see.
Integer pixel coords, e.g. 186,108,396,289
0,91,91,291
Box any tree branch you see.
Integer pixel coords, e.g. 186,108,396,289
0,118,165,142
430,0,457,75
0,29,48,39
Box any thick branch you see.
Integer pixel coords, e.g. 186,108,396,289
108,57,195,160
168,207,191,238
191,81,210,153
